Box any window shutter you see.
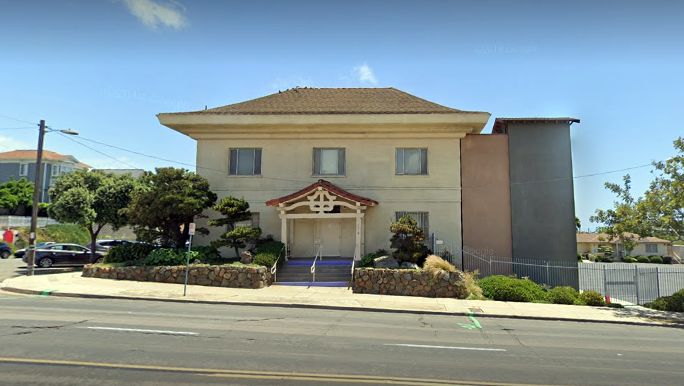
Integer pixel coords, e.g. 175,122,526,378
420,148,428,174
338,149,345,175
313,148,321,175
396,149,404,174
229,149,237,175
254,149,262,175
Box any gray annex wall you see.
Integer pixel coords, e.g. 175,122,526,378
506,121,578,287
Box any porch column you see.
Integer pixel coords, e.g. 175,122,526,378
280,210,288,260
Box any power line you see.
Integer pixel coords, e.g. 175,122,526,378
0,127,34,131
57,132,141,170
0,114,36,126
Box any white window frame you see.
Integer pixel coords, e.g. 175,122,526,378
313,148,345,176
229,148,262,176
232,213,260,230
19,163,28,176
51,164,60,177
395,148,428,175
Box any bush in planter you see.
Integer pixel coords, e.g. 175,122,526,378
622,256,637,263
580,290,606,306
104,243,156,264
595,255,613,263
252,252,277,267
359,253,376,268
636,256,650,263
191,245,222,264
649,255,664,264
547,286,580,305
478,275,547,303
255,240,284,256
423,255,457,272
143,248,197,266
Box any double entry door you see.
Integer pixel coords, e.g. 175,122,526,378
291,218,354,257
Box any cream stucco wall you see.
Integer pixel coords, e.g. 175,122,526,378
193,136,463,257
577,242,671,257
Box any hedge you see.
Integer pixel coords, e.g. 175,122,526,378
478,275,547,303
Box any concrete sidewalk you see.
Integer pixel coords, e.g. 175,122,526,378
2,272,682,327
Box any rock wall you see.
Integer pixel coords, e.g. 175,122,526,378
82,264,272,289
352,268,469,298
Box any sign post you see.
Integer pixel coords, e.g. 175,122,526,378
183,223,196,297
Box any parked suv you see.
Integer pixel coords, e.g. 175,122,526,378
0,242,12,259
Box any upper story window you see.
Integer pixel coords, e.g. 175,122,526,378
396,148,428,175
51,164,60,177
313,148,345,176
645,243,658,253
229,148,262,176
19,163,28,176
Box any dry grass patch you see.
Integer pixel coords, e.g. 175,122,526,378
424,255,456,272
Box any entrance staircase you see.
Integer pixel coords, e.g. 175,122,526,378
274,256,352,287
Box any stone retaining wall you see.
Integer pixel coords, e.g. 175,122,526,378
82,264,272,289
352,268,469,298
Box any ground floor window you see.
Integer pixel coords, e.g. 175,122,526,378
645,243,658,254
395,211,429,237
233,213,260,229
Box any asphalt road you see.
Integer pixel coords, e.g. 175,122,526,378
0,294,682,385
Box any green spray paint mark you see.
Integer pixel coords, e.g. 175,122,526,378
458,313,482,330
40,289,54,296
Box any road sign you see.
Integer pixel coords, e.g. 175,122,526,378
188,223,196,236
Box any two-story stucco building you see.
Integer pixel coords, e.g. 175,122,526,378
158,87,579,286
0,150,90,203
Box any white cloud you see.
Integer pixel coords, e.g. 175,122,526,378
122,0,187,30
0,135,29,152
353,63,378,85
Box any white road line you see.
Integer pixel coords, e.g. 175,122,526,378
385,343,506,352
80,326,199,336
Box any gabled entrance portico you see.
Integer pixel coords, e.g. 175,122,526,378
266,180,378,261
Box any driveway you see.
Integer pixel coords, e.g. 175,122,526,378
0,258,80,282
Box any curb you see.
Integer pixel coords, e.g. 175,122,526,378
2,286,682,329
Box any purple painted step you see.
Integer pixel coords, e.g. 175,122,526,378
274,281,349,287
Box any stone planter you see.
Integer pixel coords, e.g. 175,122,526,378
352,268,468,298
82,264,272,289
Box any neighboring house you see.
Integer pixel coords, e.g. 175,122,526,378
94,169,145,178
158,87,579,286
577,232,673,258
0,150,90,203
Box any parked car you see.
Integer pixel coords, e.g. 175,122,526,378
94,239,134,252
0,242,12,259
36,241,56,249
19,243,104,268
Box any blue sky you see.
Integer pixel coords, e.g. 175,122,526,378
1,0,683,229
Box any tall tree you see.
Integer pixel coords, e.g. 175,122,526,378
640,137,684,240
49,170,137,258
0,178,33,215
128,168,217,248
209,196,261,257
590,174,643,250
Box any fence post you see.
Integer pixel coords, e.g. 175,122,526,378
603,265,608,297
655,266,660,299
634,265,640,305
546,261,550,286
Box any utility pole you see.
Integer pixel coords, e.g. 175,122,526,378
27,120,46,276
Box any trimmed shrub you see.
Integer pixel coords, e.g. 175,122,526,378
547,286,580,305
595,255,613,263
479,275,547,303
105,243,156,263
580,290,606,306
359,253,375,268
636,256,650,263
255,240,284,256
663,256,674,264
143,248,197,266
252,252,277,267
191,245,222,264
644,289,684,312
423,255,456,273
622,256,637,263
649,255,664,264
